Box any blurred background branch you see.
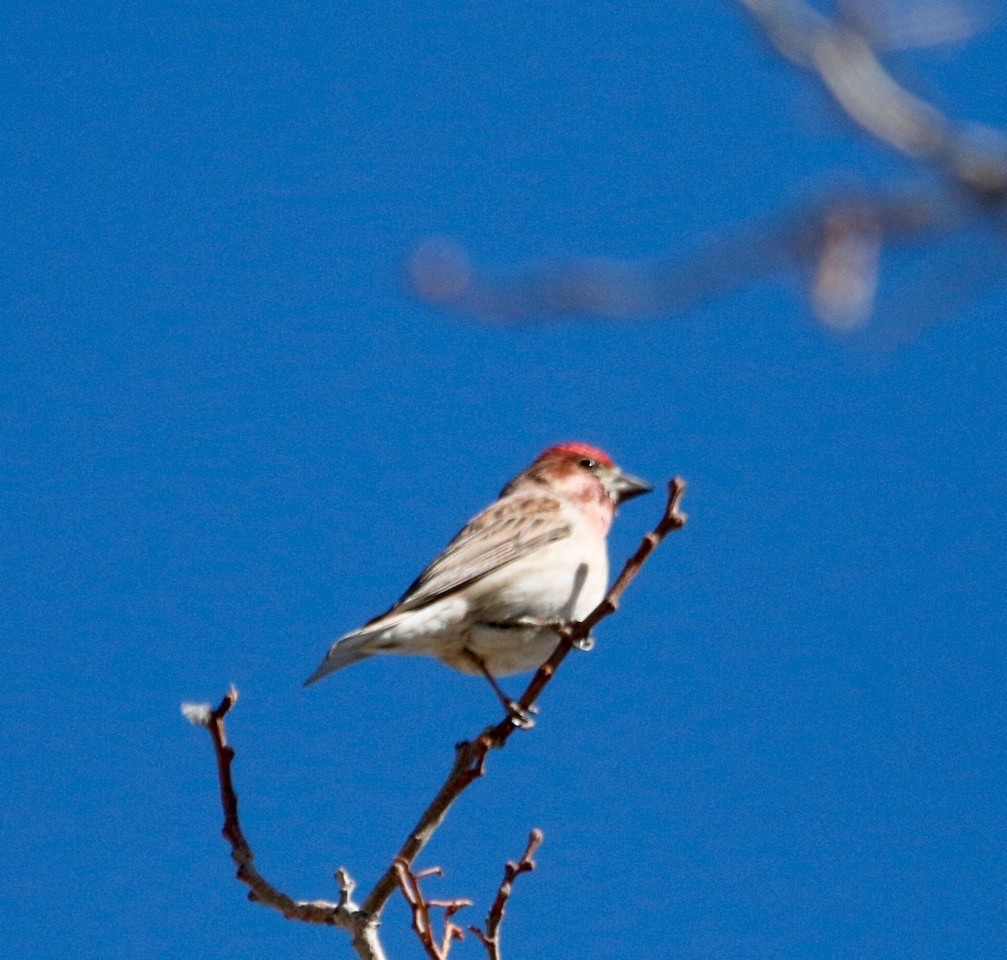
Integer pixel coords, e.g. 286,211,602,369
407,0,1006,337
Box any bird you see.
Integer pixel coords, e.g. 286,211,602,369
303,442,651,717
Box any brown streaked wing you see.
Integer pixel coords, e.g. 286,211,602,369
372,493,571,617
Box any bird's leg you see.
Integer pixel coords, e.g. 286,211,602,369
462,649,536,729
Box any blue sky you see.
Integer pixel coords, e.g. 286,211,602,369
2,4,1005,959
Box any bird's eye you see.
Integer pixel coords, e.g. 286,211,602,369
578,458,597,470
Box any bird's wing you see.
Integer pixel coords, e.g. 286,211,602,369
375,491,572,618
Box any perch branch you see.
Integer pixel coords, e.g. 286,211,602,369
470,829,544,960
186,477,686,955
361,477,687,918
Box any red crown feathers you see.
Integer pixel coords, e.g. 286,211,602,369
537,442,614,468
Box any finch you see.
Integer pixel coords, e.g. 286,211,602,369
304,443,651,711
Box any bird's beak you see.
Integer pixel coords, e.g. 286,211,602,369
609,468,652,504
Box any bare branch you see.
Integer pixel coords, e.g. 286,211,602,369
407,190,961,330
360,727,491,917
186,689,387,960
470,830,544,960
361,477,688,918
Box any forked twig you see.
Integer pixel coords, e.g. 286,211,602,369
394,861,473,960
181,691,386,960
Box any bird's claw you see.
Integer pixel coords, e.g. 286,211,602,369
506,701,536,729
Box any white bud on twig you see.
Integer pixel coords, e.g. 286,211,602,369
181,702,213,728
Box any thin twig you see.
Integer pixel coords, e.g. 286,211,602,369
183,690,387,960
394,859,472,960
361,477,688,918
470,830,544,960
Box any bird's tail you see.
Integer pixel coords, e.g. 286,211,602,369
302,629,378,687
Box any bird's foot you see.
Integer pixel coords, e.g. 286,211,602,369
506,701,537,730
515,617,593,650
463,648,539,728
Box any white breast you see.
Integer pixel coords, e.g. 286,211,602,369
449,513,609,676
